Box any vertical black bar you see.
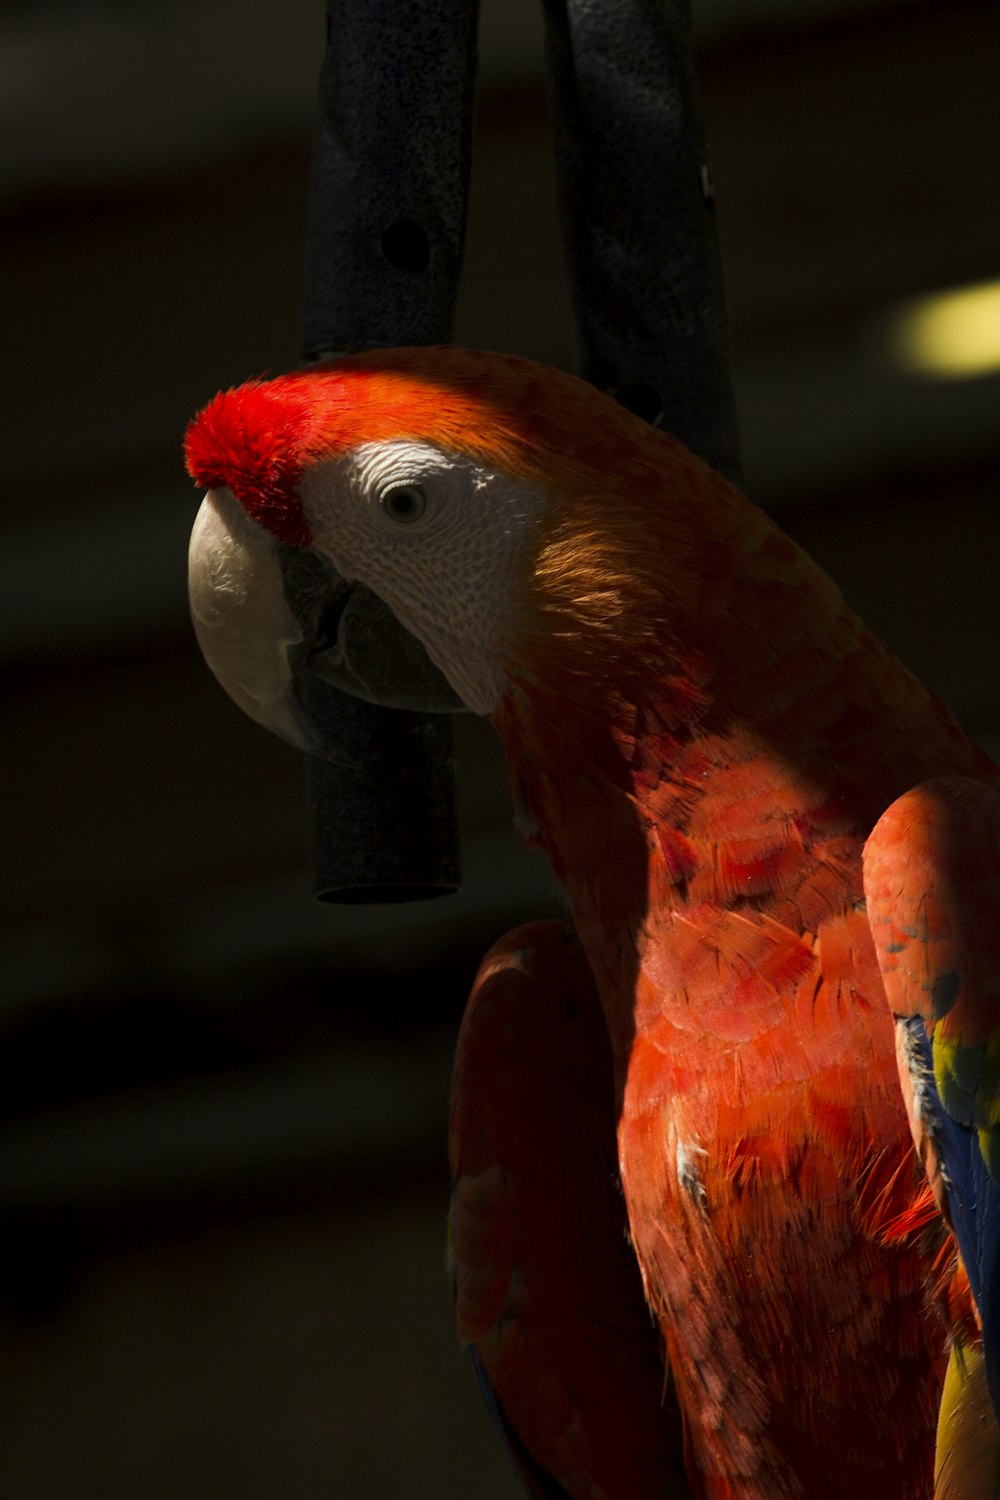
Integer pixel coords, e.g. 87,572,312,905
300,0,480,902
543,0,741,484
303,0,480,357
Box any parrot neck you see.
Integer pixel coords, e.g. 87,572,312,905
501,467,984,873
494,488,990,1065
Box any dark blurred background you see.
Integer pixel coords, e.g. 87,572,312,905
3,0,999,1494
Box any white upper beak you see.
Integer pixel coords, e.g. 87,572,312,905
188,487,312,750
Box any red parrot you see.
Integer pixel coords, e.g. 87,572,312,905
185,346,1000,1498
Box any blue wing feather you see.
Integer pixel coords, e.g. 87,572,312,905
467,1346,573,1500
902,1015,1000,1408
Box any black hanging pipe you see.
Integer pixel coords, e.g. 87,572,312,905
300,0,480,902
543,0,741,485
298,0,738,902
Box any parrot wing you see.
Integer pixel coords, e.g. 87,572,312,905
448,921,690,1500
863,776,1000,1407
461,1341,575,1500
933,1341,1000,1500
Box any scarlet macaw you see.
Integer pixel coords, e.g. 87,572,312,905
185,346,1000,1498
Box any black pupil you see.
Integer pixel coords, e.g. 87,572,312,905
388,488,419,518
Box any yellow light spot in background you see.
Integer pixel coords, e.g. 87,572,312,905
888,278,1000,381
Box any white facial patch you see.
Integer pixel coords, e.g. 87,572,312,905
298,439,551,714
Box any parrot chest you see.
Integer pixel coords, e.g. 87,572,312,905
607,909,944,1498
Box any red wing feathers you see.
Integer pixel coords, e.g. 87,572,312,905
449,921,691,1500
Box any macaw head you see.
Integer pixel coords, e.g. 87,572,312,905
186,346,722,749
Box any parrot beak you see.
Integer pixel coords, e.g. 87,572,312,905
188,487,315,750
188,488,463,758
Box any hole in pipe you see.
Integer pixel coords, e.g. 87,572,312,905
379,219,431,274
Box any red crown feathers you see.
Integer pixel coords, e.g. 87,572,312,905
184,378,322,546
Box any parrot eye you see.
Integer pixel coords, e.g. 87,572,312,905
380,485,427,524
